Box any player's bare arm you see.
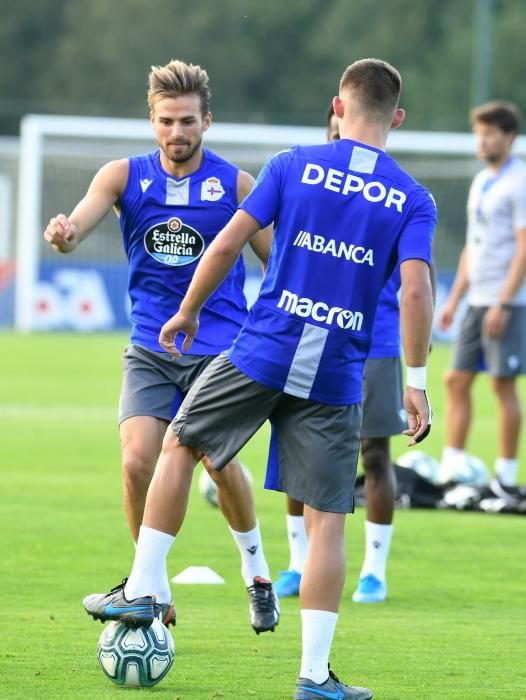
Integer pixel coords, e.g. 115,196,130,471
159,209,261,355
400,258,434,445
237,169,273,267
484,227,526,338
43,159,129,253
438,246,469,330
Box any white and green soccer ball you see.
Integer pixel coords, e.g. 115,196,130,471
198,464,253,507
397,450,440,484
97,618,174,687
439,454,489,487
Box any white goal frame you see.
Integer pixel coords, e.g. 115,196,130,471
15,113,526,331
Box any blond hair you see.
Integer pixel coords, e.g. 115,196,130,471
147,59,211,115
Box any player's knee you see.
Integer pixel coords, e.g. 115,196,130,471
444,369,469,394
122,451,155,486
210,460,243,488
491,376,519,401
361,438,390,480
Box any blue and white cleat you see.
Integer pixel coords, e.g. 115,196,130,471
352,574,387,604
83,578,155,628
294,668,373,699
274,569,301,598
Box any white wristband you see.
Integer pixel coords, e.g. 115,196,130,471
406,366,427,390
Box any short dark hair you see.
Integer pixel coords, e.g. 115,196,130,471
470,100,521,134
339,58,401,119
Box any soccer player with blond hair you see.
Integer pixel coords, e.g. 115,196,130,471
45,59,278,634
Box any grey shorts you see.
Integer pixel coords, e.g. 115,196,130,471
361,356,407,439
172,353,362,513
118,344,215,424
452,306,526,377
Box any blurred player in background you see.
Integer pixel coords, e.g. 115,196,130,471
44,59,279,634
438,101,526,495
84,58,435,699
274,104,408,605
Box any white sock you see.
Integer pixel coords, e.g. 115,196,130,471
299,609,338,684
229,521,270,586
124,525,174,604
359,521,393,582
287,514,308,574
495,457,519,486
439,446,466,482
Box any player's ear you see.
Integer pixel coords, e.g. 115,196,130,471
149,110,155,127
391,108,405,130
202,111,212,133
333,96,344,119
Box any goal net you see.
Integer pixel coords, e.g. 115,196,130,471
11,114,526,334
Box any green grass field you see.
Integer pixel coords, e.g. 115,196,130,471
1,333,525,699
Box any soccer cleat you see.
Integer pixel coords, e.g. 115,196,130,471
490,477,523,504
83,578,155,628
274,569,301,598
157,601,176,628
294,667,373,699
247,576,280,634
352,574,387,604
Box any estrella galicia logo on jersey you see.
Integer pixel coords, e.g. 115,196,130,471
201,176,225,202
144,217,205,267
277,289,363,331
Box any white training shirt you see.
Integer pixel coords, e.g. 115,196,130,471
466,156,526,306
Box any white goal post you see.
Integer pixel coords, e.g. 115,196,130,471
15,113,526,332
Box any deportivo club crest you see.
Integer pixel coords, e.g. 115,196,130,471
144,217,205,267
201,176,225,202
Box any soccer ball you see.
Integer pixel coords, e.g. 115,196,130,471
441,454,489,487
97,618,174,687
198,463,253,507
397,450,440,484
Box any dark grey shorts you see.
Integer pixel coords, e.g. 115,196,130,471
361,356,407,439
119,344,215,424
452,306,526,377
172,353,362,513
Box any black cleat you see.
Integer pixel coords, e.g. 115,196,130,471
156,601,176,628
83,578,155,628
247,576,280,634
294,667,373,699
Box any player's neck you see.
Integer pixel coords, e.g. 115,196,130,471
339,118,388,151
160,148,204,179
486,153,512,173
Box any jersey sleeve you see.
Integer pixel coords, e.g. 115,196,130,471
511,175,526,230
397,189,437,265
239,150,292,228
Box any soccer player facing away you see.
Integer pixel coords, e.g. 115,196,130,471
44,59,280,634
274,104,409,605
84,59,435,699
438,101,526,495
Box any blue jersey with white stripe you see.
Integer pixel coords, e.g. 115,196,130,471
228,139,436,405
369,266,401,359
119,148,247,354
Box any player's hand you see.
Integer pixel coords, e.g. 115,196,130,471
44,214,78,253
403,387,432,446
483,305,510,339
159,311,199,357
437,301,455,331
